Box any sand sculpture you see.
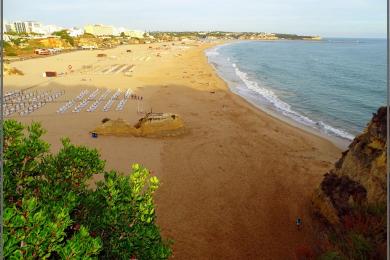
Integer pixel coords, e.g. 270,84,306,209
92,113,185,137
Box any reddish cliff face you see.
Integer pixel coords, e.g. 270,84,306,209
312,107,387,259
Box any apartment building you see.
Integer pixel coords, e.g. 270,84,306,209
84,24,114,36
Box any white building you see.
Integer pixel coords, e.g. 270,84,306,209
3,20,15,33
10,21,43,34
84,24,114,36
113,26,127,36
68,27,84,37
4,20,61,35
13,21,28,33
26,21,43,34
41,24,64,35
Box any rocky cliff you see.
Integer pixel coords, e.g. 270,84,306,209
36,38,72,49
312,106,387,258
312,106,387,224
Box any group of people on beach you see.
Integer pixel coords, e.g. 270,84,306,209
130,94,143,101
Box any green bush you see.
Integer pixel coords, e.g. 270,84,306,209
78,169,172,259
4,41,18,56
52,30,75,46
318,251,344,260
348,233,372,260
5,52,17,56
3,120,172,259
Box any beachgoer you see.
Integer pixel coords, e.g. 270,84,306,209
296,217,302,230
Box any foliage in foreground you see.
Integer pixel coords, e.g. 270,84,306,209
319,203,387,260
3,120,172,259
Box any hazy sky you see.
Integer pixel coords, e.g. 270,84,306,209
4,0,387,38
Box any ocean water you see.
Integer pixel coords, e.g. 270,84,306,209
206,39,387,141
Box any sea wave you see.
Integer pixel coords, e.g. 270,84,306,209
232,64,314,124
230,62,354,140
205,43,356,141
318,121,355,140
205,47,220,57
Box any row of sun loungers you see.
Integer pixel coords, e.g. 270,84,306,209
87,89,112,112
79,64,136,75
20,91,64,116
3,91,21,102
57,88,135,114
76,89,90,100
124,88,132,99
3,90,50,103
102,89,121,112
115,99,127,111
57,89,90,113
116,88,133,111
2,90,64,117
102,64,135,74
73,89,100,113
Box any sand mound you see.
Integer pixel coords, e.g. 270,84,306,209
92,113,185,137
4,63,24,76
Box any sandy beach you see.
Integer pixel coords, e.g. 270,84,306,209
4,41,342,259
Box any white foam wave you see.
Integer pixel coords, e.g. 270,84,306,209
318,121,355,140
232,63,354,140
205,48,220,56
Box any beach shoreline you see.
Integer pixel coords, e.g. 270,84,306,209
4,41,342,259
204,42,351,150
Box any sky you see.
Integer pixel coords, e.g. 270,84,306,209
4,0,387,38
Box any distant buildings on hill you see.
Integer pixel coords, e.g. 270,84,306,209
4,20,63,35
2,19,321,45
3,20,145,39
83,24,145,38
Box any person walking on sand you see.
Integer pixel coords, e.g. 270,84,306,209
296,217,303,230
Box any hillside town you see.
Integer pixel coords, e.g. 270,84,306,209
3,20,321,58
